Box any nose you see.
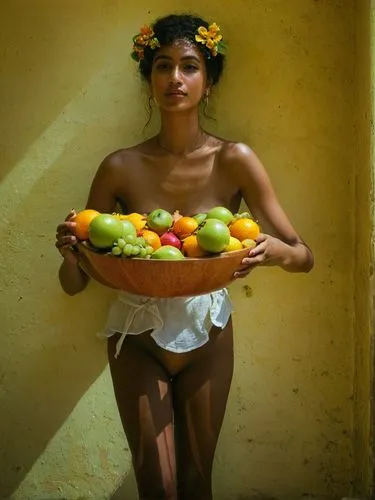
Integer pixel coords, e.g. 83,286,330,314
169,65,182,85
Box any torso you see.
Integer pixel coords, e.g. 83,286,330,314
92,133,244,371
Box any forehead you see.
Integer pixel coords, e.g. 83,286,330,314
154,40,204,63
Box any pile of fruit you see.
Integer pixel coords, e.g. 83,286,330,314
73,206,260,260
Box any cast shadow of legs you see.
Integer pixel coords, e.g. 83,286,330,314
0,284,112,498
110,470,138,500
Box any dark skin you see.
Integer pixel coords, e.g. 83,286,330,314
56,41,313,500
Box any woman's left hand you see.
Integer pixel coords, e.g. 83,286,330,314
234,233,291,279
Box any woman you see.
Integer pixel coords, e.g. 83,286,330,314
55,14,313,500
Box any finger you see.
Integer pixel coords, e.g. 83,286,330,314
56,235,77,247
241,255,264,266
56,221,76,233
65,209,77,221
247,241,266,257
255,233,268,243
234,268,253,279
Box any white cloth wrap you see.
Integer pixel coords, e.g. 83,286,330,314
99,289,233,358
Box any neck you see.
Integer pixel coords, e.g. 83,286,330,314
157,109,205,155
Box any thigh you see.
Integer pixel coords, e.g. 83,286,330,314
172,319,234,499
108,334,177,499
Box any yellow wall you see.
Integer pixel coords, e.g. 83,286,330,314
353,0,373,495
0,1,372,499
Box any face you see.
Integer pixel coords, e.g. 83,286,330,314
150,40,209,112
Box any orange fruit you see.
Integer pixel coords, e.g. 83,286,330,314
172,216,198,239
229,218,260,241
121,212,147,232
182,235,207,258
73,209,100,240
140,229,161,250
224,236,243,252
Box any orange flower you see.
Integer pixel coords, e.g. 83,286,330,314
131,25,160,62
140,25,154,37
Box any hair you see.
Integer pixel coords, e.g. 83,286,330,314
138,14,225,86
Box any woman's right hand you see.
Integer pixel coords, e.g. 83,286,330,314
55,209,79,264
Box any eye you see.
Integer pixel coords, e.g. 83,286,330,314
183,64,199,72
155,62,170,71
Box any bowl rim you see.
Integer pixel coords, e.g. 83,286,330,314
76,241,250,262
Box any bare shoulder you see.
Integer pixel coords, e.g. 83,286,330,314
217,140,258,168
212,138,265,184
99,144,144,170
86,140,153,212
96,139,153,177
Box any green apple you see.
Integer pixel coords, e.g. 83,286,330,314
147,209,173,235
89,214,124,249
151,245,185,260
120,220,137,238
196,218,230,253
193,213,207,225
206,206,234,225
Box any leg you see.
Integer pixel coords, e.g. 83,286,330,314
172,319,234,500
108,335,177,500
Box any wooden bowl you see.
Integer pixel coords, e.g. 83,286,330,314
77,242,250,298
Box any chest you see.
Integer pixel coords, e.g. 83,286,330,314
117,154,238,214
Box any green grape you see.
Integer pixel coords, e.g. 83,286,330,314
111,245,122,256
117,238,126,249
139,247,147,258
123,244,133,257
124,234,137,245
131,245,141,256
145,245,154,255
136,237,146,247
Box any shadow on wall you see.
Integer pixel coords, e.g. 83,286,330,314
110,471,138,499
0,129,117,497
0,286,111,498
0,5,84,183
109,476,281,500
0,0,129,184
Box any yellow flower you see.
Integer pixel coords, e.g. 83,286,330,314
196,26,209,42
195,23,224,56
149,38,160,49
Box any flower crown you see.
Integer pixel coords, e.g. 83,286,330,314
131,22,225,62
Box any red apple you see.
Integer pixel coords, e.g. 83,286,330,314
160,231,182,249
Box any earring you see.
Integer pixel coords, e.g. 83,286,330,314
203,91,210,117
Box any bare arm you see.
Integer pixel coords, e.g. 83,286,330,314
57,153,124,295
228,143,314,274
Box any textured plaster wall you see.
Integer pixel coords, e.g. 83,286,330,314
353,0,373,495
0,1,371,499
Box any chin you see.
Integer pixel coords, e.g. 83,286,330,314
159,101,199,113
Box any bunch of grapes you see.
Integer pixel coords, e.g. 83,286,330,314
111,235,154,258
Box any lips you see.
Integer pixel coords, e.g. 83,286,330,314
165,90,187,96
